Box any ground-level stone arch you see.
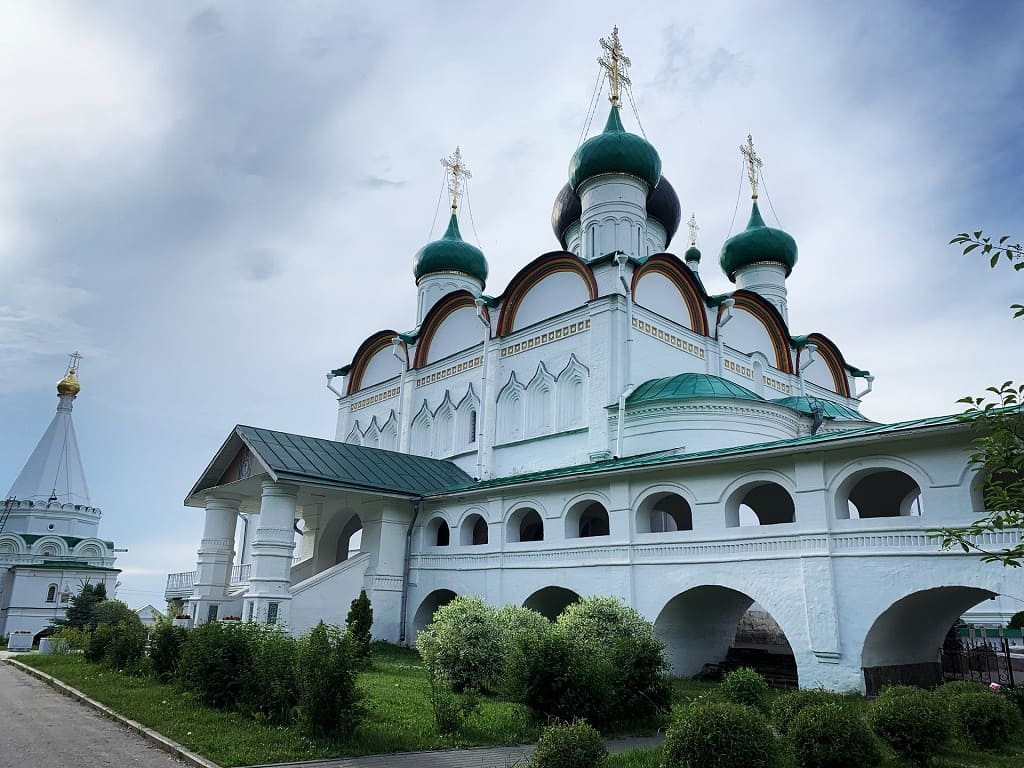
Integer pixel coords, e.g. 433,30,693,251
523,586,580,620
413,588,458,636
654,585,798,684
860,586,995,694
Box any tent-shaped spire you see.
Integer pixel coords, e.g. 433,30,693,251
7,361,91,506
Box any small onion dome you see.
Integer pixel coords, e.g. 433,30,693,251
56,372,81,396
551,182,582,249
647,176,681,246
684,245,701,263
569,107,661,193
551,174,681,250
719,201,798,281
413,213,488,283
627,373,762,406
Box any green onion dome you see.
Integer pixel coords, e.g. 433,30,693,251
719,201,797,281
569,107,661,193
413,213,488,283
684,245,701,263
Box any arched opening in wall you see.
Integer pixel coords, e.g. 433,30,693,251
45,584,58,602
460,514,488,546
524,586,581,620
426,518,451,547
507,507,544,543
565,501,610,539
413,589,458,636
861,586,996,695
969,465,1022,516
655,586,797,686
334,515,363,565
728,483,795,527
636,492,693,534
839,469,923,519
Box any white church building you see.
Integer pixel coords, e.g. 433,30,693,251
168,30,1022,693
1,359,120,641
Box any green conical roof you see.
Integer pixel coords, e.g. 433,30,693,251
413,213,488,283
569,107,661,192
627,373,763,406
719,201,798,281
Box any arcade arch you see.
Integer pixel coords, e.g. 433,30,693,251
460,513,489,546
507,507,544,543
565,500,610,538
636,491,693,533
523,586,581,620
413,589,458,636
837,468,923,519
727,482,795,527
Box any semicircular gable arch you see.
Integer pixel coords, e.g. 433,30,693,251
729,291,794,374
805,333,851,397
346,330,401,395
631,254,709,336
414,291,482,368
497,252,597,336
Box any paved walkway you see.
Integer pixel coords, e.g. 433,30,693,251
0,659,186,768
243,735,664,768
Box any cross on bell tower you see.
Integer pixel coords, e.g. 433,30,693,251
740,134,763,200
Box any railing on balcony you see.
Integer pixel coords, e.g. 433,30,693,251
164,562,252,597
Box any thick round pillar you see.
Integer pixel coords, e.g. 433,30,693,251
189,494,240,624
243,481,298,626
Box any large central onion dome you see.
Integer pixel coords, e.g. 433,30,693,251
551,175,681,250
413,213,488,284
719,201,798,281
569,107,661,193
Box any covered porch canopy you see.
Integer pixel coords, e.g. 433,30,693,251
183,425,470,629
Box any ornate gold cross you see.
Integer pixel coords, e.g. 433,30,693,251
740,134,763,200
687,213,699,248
67,351,82,375
441,146,472,213
598,26,631,107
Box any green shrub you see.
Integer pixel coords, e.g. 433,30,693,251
148,621,188,682
789,703,880,768
52,626,91,653
416,596,503,693
93,600,144,630
84,623,114,663
868,687,949,766
295,622,364,740
249,627,299,723
532,719,607,768
662,700,778,768
497,604,550,647
55,582,107,629
1005,685,1024,717
346,590,373,668
770,689,845,735
1009,611,1024,629
935,680,990,700
557,596,658,650
720,667,770,712
104,619,148,670
178,621,256,708
950,691,1019,748
505,625,613,724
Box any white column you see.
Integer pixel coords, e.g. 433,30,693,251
188,494,239,624
243,481,298,627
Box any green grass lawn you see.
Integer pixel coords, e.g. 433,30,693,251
15,644,537,767
14,648,1024,768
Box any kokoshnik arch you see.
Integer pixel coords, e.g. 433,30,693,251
169,28,1022,694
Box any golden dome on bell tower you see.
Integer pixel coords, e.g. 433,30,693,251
56,351,82,397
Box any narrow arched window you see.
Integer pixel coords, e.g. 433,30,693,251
469,410,477,443
45,584,58,603
436,522,450,547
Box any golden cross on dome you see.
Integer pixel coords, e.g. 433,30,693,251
440,146,472,213
67,351,82,374
687,213,699,247
598,26,631,107
740,134,763,200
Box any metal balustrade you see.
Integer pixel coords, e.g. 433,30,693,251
164,562,252,598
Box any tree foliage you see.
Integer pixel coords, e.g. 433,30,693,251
346,590,373,668
934,231,1024,566
53,582,107,629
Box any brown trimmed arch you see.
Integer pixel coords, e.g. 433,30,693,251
806,333,852,397
728,291,794,374
414,290,482,368
631,254,710,336
346,330,400,395
497,252,598,336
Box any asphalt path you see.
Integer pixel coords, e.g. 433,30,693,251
0,660,186,768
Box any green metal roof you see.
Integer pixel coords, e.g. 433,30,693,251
237,426,472,497
14,560,119,572
628,373,763,406
440,411,970,495
773,396,867,421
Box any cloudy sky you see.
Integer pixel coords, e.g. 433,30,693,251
1,1,1021,608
